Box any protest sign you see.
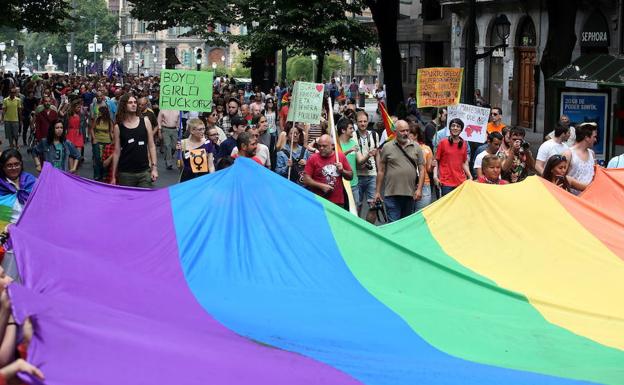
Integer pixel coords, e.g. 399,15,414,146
287,81,325,124
416,67,463,108
445,103,490,143
160,70,214,112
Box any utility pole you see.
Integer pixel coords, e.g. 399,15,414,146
70,0,76,73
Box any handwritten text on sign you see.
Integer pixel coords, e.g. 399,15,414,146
287,81,325,124
160,70,214,112
416,67,463,108
445,103,491,143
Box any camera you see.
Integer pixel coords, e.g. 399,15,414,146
521,140,530,150
370,198,384,211
365,157,374,170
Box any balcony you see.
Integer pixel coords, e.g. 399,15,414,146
121,33,157,42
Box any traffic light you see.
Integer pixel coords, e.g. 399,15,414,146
196,48,202,71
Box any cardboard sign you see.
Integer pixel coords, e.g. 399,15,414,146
287,81,324,124
445,103,491,143
160,70,213,112
416,67,463,108
189,148,209,173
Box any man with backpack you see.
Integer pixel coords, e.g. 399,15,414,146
354,111,380,223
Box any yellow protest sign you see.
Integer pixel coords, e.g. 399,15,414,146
416,68,463,108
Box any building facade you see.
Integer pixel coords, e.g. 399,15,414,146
441,0,621,140
108,0,228,75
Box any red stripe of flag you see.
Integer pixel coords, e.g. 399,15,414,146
378,102,395,140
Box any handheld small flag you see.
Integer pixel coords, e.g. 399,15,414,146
379,101,395,141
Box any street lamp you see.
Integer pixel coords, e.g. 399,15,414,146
124,44,131,74
83,58,87,76
36,54,41,71
0,42,5,68
153,56,157,75
464,1,511,104
66,43,72,73
211,62,217,71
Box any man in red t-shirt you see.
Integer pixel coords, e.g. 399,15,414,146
303,134,353,207
434,118,473,196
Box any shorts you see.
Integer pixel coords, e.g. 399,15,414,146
357,175,376,206
4,121,19,142
117,170,153,188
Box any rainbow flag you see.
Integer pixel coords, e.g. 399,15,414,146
378,101,395,141
8,161,624,385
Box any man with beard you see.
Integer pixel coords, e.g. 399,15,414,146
375,120,425,222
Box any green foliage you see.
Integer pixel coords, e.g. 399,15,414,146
129,0,376,74
0,0,70,33
286,56,312,81
282,54,346,82
5,0,119,71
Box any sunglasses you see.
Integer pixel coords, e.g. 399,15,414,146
491,112,499,116
552,154,567,162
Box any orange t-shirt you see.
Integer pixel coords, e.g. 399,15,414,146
487,122,506,133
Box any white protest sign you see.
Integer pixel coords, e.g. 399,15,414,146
445,103,491,143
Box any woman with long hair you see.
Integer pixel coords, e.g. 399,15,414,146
263,97,279,169
275,123,309,185
541,154,586,193
434,117,472,196
33,120,81,173
65,99,85,166
89,106,113,181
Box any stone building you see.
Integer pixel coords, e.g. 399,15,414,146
107,0,228,75
441,0,621,150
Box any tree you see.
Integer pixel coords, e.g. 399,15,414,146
365,0,403,114
1,0,70,33
16,0,118,72
129,0,375,88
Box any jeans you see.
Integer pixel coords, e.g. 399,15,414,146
357,175,376,207
351,185,360,208
415,184,433,211
440,185,457,197
384,195,414,223
92,143,109,181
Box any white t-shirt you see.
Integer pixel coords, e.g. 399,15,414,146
607,154,624,169
231,143,271,167
473,150,489,171
536,139,568,162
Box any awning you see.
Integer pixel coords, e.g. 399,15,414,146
548,54,624,89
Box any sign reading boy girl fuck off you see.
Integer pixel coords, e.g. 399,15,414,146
160,70,214,112
287,81,325,124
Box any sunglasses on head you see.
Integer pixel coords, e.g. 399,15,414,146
552,154,567,162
